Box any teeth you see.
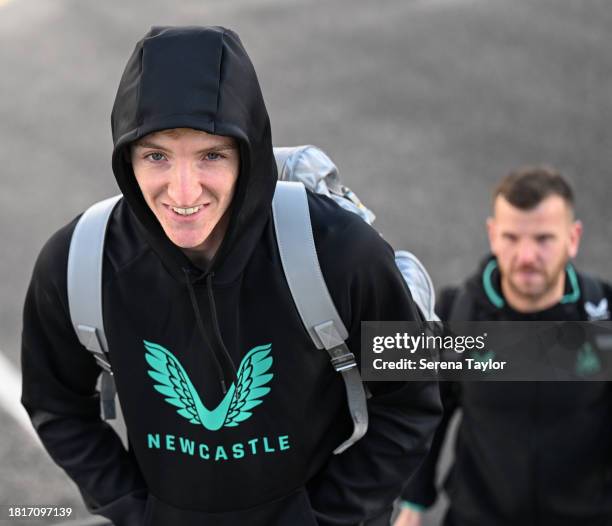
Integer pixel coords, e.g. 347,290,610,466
172,206,201,216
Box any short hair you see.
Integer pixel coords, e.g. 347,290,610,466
493,166,574,211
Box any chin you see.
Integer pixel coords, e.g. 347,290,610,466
521,288,545,300
164,231,208,250
173,238,207,250
510,279,544,299
517,281,543,295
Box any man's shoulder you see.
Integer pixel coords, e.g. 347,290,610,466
304,192,401,306
577,270,612,291
576,270,612,309
306,191,392,262
24,215,82,316
32,215,81,281
35,199,148,281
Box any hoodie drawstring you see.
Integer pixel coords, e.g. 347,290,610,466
205,273,238,381
183,268,237,395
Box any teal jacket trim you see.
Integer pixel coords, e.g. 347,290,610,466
399,500,426,513
482,259,504,308
482,260,581,309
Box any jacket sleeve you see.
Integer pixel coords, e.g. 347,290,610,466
20,225,147,526
398,382,460,508
399,287,461,509
307,221,443,525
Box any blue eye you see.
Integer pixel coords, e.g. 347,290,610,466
147,152,166,162
206,152,222,161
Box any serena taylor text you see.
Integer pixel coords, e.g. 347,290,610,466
372,358,507,372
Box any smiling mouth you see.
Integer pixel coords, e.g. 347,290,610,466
165,204,208,217
172,205,202,216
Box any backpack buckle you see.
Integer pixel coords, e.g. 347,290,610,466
329,347,357,372
94,353,113,373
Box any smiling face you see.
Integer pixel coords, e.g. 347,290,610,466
487,194,582,312
131,128,240,263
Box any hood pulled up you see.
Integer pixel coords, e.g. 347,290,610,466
111,25,277,282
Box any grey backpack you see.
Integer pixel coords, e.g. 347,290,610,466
275,146,437,321
67,145,436,454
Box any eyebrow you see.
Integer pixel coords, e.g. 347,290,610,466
133,140,237,152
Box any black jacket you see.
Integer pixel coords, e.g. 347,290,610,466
401,255,612,526
21,26,441,526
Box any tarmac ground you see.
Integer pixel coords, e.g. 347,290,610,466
1,1,611,524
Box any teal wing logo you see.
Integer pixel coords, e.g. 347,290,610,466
223,344,273,427
575,342,602,377
144,340,273,431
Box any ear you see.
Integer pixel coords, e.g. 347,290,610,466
486,216,497,255
568,219,583,259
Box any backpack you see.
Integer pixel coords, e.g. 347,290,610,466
67,145,437,454
275,146,438,322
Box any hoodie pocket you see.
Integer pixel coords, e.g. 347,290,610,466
144,486,318,526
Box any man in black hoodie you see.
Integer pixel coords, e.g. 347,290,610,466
395,167,612,526
20,26,441,526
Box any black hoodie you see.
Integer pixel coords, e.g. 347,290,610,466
401,255,612,526
21,26,441,526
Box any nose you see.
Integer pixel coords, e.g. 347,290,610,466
166,161,201,206
515,239,538,266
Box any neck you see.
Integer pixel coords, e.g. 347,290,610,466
182,246,211,269
501,272,566,313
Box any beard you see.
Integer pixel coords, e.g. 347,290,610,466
505,259,567,302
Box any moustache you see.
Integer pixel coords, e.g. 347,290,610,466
512,265,542,274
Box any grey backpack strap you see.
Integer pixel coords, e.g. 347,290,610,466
272,181,368,454
67,194,122,420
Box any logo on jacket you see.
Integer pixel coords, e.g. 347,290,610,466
575,342,602,377
144,340,273,431
584,299,610,321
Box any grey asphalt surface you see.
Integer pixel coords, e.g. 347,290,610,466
1,0,611,524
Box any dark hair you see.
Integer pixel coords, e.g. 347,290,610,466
493,166,574,211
